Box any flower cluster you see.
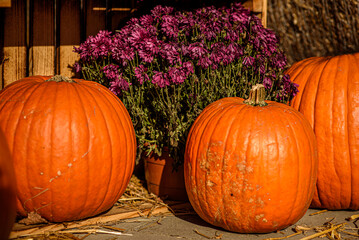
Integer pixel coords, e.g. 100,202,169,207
73,3,298,168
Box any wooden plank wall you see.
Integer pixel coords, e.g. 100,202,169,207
0,0,109,90
1,0,26,88
0,0,267,90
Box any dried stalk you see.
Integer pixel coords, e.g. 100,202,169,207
60,229,133,236
340,230,359,237
309,210,328,216
10,205,169,239
346,214,359,221
299,223,346,240
194,229,212,239
294,226,313,232
262,231,303,240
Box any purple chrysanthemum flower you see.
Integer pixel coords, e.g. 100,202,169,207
196,7,223,41
210,42,226,67
168,66,187,84
102,64,119,82
281,74,299,97
73,62,82,73
73,30,115,62
129,25,150,45
182,61,194,75
160,43,180,65
197,56,212,69
134,65,150,84
243,56,255,66
228,42,243,59
152,71,170,88
176,12,196,36
272,52,288,69
229,3,251,25
151,5,174,20
161,15,179,39
210,42,239,67
138,38,160,63
111,36,135,66
140,15,154,27
103,64,130,94
263,76,272,89
90,30,113,59
109,74,131,95
225,30,241,42
185,42,208,59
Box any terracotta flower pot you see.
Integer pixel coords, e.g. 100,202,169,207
144,149,188,201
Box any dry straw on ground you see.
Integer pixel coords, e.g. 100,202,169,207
9,176,183,239
268,0,359,65
263,212,359,240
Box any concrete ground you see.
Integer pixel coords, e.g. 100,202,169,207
75,208,359,240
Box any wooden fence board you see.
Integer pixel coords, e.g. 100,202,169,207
31,0,54,76
2,0,26,89
261,0,267,27
59,0,81,77
86,0,106,37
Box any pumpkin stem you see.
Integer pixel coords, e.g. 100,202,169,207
244,84,268,107
46,75,76,83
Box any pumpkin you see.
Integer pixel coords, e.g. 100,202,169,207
184,84,318,233
0,129,16,239
0,75,136,222
286,53,359,210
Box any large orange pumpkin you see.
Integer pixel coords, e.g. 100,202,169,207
184,84,318,233
0,75,136,222
0,129,16,239
286,53,359,210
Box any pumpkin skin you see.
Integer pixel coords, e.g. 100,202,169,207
0,129,16,239
0,76,136,222
184,95,318,233
286,53,359,210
